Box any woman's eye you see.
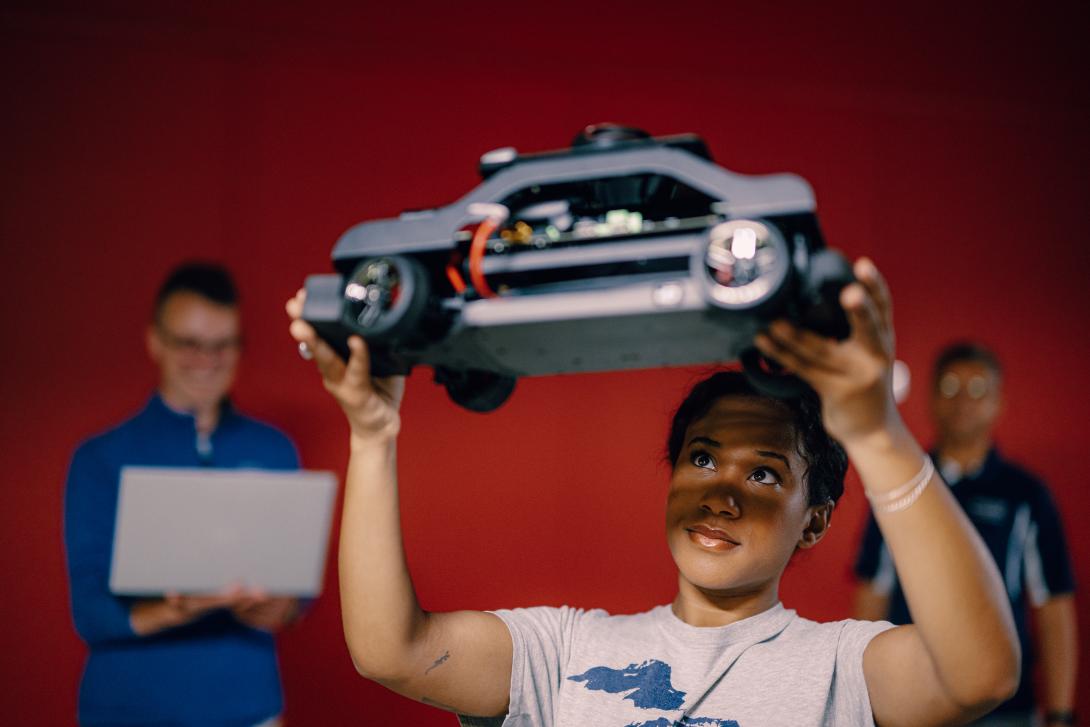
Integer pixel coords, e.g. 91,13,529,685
750,467,781,486
691,451,714,469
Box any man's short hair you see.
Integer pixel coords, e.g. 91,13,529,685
665,371,848,507
154,262,238,323
932,341,1002,384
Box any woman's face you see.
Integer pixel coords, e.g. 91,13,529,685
665,396,827,606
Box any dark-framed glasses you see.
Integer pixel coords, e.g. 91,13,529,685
157,328,242,357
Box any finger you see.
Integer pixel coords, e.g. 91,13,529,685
307,332,348,382
754,331,834,388
840,282,886,354
289,318,318,345
765,320,840,374
186,595,227,613
233,596,261,612
853,258,893,331
285,288,306,319
289,315,359,384
223,589,252,608
341,335,373,388
214,583,247,608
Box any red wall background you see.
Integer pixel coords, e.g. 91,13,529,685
2,2,1088,724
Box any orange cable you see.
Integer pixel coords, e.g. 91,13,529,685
445,256,467,294
468,217,500,298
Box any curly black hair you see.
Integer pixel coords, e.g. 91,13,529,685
666,371,848,507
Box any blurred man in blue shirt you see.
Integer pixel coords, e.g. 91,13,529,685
64,263,300,727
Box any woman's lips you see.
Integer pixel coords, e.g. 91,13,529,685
686,524,740,551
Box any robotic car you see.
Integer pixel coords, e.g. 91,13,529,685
303,124,853,411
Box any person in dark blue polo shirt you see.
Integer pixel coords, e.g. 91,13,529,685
64,263,301,727
854,342,1078,727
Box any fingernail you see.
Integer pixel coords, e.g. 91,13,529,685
771,320,791,336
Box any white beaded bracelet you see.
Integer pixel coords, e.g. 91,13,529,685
865,457,935,514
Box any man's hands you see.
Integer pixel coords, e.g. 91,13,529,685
286,290,404,445
229,591,300,632
754,257,901,447
130,586,299,635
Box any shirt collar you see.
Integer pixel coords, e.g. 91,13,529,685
654,601,794,650
934,446,999,486
143,392,237,432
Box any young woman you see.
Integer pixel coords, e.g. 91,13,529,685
287,258,1019,726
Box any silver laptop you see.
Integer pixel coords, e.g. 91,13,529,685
110,466,337,597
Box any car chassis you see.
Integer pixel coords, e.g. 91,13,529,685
303,125,853,411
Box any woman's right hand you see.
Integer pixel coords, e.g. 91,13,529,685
286,289,405,442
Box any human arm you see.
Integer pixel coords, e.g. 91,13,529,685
1027,482,1079,725
755,258,1019,726
1036,594,1078,726
287,292,513,717
64,443,157,644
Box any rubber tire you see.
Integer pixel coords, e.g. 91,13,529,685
434,367,517,412
739,347,812,399
344,254,430,344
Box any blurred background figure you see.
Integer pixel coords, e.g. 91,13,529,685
853,342,1078,727
64,263,301,727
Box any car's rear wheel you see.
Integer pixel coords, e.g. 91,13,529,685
434,367,517,412
739,347,812,399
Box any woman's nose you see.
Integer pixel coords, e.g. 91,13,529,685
700,488,741,519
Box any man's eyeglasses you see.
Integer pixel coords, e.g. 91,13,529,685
157,328,242,357
938,372,992,400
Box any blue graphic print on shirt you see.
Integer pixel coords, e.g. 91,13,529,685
626,719,740,727
568,660,686,709
568,661,738,727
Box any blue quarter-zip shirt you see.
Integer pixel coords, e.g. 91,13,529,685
64,394,299,726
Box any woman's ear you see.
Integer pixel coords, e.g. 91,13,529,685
797,501,833,549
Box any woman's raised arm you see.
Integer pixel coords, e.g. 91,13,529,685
755,259,1020,726
287,292,514,718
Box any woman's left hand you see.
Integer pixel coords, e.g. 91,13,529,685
754,257,900,446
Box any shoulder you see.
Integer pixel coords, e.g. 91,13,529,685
225,410,299,459
65,405,158,499
782,614,895,654
981,454,1069,524
489,604,661,647
233,413,295,446
782,616,897,694
985,451,1047,495
489,604,613,633
70,403,151,467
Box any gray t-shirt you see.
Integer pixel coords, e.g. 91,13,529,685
461,602,894,727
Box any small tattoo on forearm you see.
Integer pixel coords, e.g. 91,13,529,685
424,650,451,675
